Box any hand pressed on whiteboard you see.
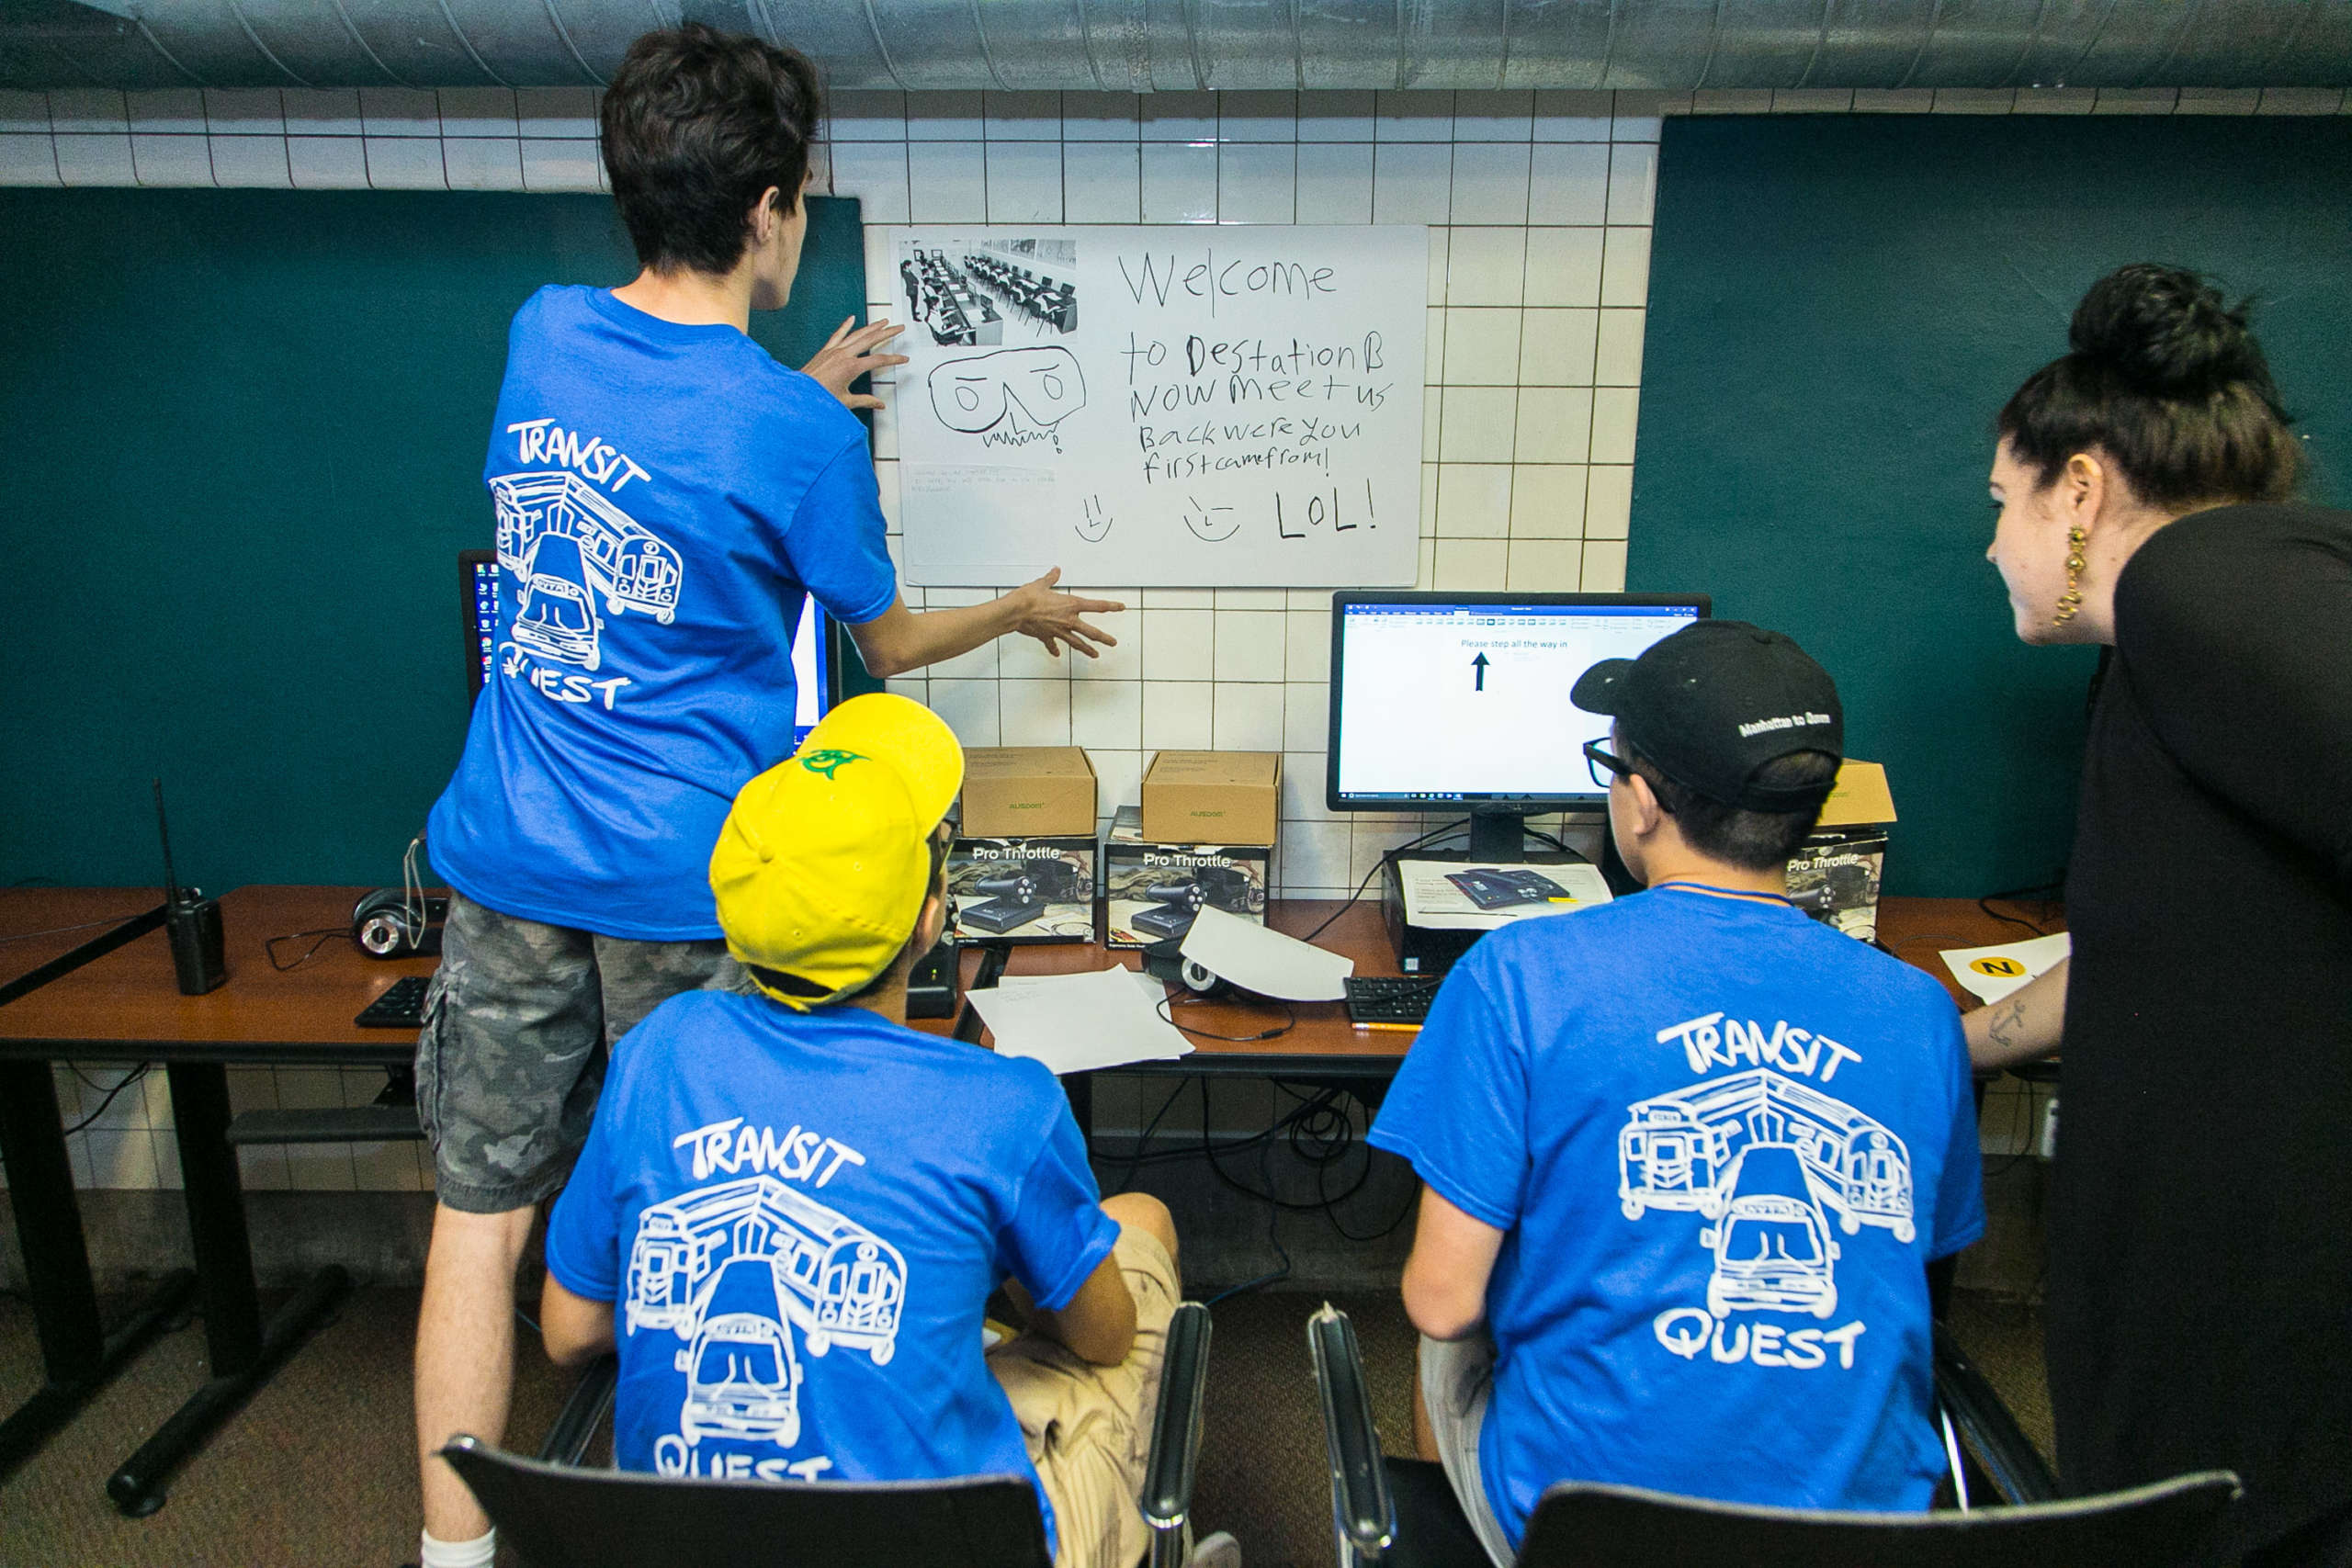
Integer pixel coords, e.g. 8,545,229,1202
802,316,910,411
1008,569,1125,659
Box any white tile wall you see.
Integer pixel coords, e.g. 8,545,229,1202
27,1062,434,1193
4,81,2341,1183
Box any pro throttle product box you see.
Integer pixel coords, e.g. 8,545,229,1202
1789,761,1895,942
1139,751,1280,848
1102,806,1271,949
946,837,1097,943
960,747,1098,838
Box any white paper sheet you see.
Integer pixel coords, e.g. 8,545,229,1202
1939,931,2072,1004
1178,905,1354,1001
995,969,1170,1010
967,964,1193,1074
1396,859,1614,931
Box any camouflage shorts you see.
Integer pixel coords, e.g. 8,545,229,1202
414,891,745,1213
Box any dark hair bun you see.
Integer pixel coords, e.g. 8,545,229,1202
2069,263,2264,397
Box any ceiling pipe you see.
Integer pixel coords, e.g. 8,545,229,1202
3,0,2346,93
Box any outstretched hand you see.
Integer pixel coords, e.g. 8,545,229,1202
1008,569,1125,659
803,316,910,411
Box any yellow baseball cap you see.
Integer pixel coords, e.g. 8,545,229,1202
709,694,964,1010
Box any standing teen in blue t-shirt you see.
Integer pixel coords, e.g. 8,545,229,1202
537,694,1196,1568
1368,623,1984,1564
412,28,1125,1568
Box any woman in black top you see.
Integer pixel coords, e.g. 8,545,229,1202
1968,265,2352,1566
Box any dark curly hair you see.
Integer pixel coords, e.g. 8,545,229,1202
1997,263,2303,511
600,23,823,276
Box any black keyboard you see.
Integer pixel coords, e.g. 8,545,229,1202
355,974,433,1030
1344,975,1444,1030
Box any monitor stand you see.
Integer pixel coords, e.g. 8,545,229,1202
1453,807,1597,866
1467,807,1547,864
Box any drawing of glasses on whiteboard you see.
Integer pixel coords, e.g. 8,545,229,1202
927,346,1088,434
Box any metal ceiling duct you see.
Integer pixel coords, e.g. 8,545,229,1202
3,0,2346,93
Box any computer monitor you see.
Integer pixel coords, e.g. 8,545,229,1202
1326,591,1711,860
459,548,837,748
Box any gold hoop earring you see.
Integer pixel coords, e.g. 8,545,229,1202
2052,525,2086,626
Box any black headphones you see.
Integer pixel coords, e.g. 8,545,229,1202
351,888,447,959
1140,939,1228,998
351,837,446,959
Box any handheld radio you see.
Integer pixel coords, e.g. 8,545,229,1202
154,779,226,995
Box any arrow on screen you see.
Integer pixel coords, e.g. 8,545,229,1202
1471,652,1490,692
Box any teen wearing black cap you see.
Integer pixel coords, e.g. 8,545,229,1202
1973,264,2352,1567
1365,621,1984,1565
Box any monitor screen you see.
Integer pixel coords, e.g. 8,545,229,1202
460,549,834,748
1326,592,1710,810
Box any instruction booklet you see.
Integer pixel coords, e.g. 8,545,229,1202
1396,860,1613,931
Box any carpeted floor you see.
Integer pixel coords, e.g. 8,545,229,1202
0,1285,2050,1568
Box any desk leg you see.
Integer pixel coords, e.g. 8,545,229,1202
0,1061,198,1479
104,1063,351,1517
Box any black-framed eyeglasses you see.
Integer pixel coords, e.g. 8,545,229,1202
1584,739,1634,791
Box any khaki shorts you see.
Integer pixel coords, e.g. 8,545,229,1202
1420,1332,1516,1568
990,1225,1181,1568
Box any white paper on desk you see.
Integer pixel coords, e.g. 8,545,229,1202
967,965,1193,1075
1178,905,1354,1001
995,969,1170,1010
1396,860,1613,931
1940,931,2072,1004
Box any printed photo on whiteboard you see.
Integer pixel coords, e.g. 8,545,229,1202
897,237,1078,349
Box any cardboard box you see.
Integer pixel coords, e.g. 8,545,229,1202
946,837,1096,943
960,748,1097,838
1792,760,1895,942
1140,751,1281,846
1816,760,1895,830
1101,806,1271,949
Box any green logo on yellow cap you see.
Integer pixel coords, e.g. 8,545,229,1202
800,749,868,780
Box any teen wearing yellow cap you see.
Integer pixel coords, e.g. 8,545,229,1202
537,695,1188,1568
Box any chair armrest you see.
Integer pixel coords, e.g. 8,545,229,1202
537,1354,618,1467
1934,1322,2059,1504
1309,1303,1395,1564
1142,1302,1213,1532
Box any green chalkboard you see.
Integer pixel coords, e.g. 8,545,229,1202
0,189,873,889
1631,116,2352,897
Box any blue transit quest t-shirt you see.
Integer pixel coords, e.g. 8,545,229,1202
428,286,898,939
1369,886,1984,1545
544,991,1119,1552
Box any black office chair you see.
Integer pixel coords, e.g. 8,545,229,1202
1306,1303,2239,1568
449,1301,1223,1568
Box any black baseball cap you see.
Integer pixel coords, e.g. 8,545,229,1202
1571,621,1843,810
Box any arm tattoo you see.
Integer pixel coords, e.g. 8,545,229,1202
1985,997,2030,1050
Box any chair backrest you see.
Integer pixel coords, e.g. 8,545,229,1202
439,1436,1052,1568
1514,1472,2242,1568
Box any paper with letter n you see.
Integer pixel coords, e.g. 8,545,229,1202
1940,931,2071,1004
888,226,1427,587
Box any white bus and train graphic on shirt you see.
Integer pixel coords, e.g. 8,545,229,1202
1618,1015,1917,1366
624,1173,907,1450
492,468,684,675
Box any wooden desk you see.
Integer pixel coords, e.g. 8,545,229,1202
0,885,433,1515
0,885,2052,1507
927,902,1410,1075
938,895,2051,1060
0,889,202,1484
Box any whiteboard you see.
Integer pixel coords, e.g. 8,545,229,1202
888,226,1427,588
